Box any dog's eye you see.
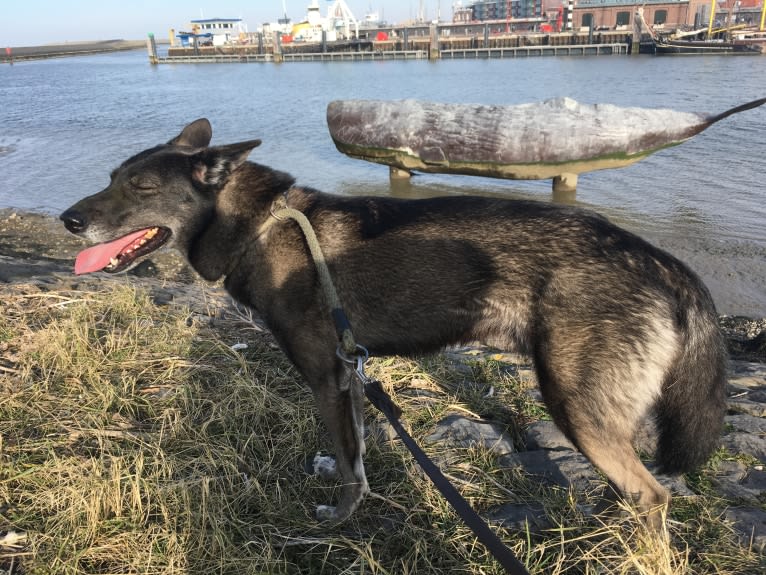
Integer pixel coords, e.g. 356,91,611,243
129,176,160,191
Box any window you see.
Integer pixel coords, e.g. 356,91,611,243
653,10,667,25
581,13,594,28
616,11,631,26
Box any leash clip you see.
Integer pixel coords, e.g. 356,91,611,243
336,343,370,383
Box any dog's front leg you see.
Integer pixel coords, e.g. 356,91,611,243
312,367,369,524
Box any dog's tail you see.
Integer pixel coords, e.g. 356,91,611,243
654,300,728,474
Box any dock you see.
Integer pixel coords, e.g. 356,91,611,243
157,50,428,64
148,27,633,64
440,44,627,58
154,43,627,64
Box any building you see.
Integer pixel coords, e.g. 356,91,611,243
189,18,247,46
459,0,764,32
567,0,764,33
458,0,544,22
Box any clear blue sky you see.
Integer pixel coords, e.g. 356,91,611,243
1,1,453,47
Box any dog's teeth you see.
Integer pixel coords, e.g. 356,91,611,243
144,228,158,239
139,239,147,246
109,257,119,266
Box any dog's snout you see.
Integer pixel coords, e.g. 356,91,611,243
60,209,87,234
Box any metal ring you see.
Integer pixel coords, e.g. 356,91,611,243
336,343,369,365
269,205,286,221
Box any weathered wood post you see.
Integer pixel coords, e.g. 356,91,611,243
146,33,158,64
257,32,264,55
429,24,440,60
273,31,283,63
403,27,409,50
632,8,644,55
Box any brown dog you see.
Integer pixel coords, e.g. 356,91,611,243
61,119,727,527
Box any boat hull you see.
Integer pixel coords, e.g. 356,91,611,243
652,39,762,54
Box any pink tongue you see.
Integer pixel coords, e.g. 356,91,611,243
74,229,153,275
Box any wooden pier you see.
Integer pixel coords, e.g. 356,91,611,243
149,27,634,64
440,43,627,58
156,44,625,64
157,50,427,64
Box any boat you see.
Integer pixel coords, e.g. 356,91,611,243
637,2,765,55
651,37,762,54
733,29,766,52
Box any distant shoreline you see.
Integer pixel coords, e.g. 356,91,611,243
1,40,147,62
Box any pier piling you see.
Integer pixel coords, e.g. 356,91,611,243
429,24,440,60
146,33,158,65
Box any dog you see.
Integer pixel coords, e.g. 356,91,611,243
60,118,727,528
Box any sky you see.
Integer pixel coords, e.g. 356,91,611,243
1,1,455,47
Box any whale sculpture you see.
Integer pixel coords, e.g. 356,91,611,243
326,97,766,194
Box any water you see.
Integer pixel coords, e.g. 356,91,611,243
1,50,764,315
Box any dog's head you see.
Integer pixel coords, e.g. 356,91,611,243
59,119,262,275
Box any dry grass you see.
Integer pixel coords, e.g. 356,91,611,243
0,283,762,574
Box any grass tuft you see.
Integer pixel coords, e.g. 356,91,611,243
0,284,762,574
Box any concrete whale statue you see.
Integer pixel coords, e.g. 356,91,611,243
326,97,766,194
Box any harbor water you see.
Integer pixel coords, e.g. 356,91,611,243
0,50,764,315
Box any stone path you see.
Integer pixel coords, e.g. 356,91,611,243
420,348,766,549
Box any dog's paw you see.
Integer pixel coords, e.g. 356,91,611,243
312,453,339,481
315,505,338,522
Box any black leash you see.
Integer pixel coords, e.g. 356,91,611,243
352,353,531,575
272,200,530,575
366,378,530,574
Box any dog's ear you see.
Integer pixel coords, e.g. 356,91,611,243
169,118,213,148
191,140,262,188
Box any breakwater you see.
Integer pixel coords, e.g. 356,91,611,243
1,40,145,63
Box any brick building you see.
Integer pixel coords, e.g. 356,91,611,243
458,0,545,21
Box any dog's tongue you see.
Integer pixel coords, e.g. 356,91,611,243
74,229,152,275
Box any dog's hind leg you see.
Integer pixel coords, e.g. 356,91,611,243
572,433,670,529
311,367,369,524
540,378,671,529
533,315,678,530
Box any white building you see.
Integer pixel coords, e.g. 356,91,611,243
190,18,247,46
